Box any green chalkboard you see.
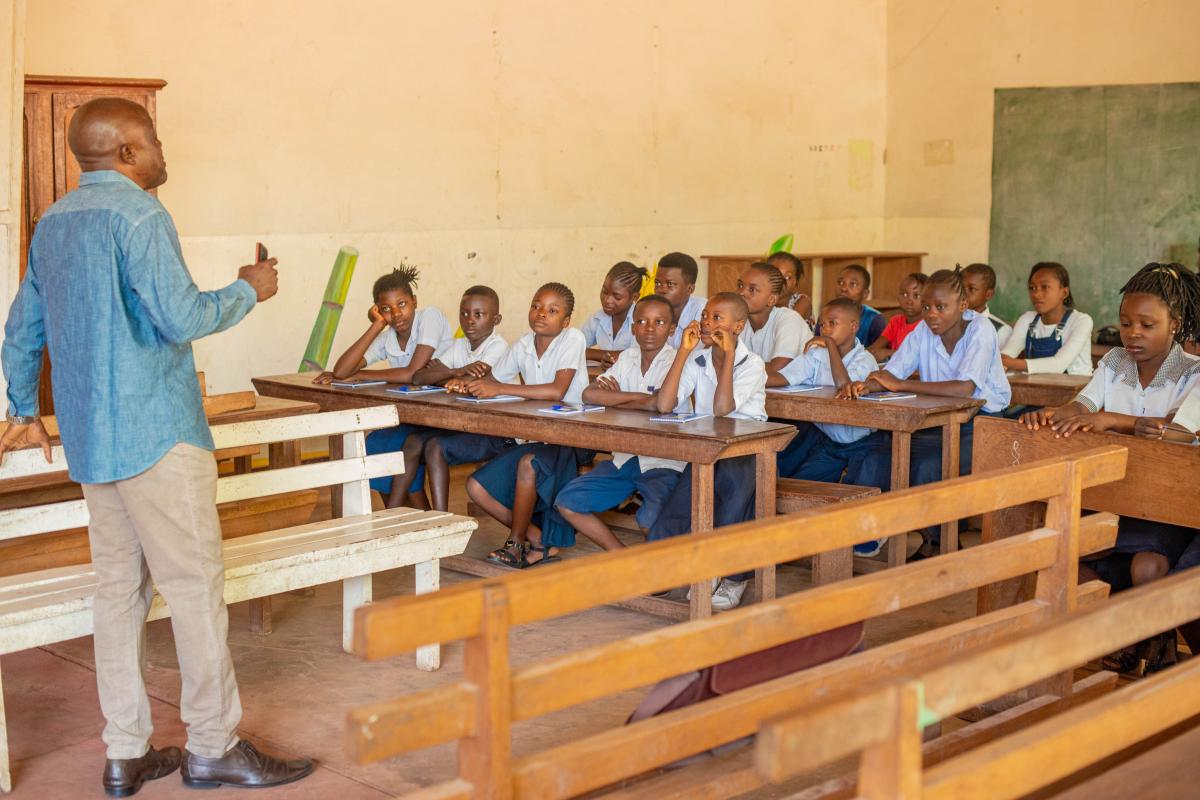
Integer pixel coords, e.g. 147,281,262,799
989,82,1200,326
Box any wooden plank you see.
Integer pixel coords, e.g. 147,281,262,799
458,585,514,798
353,449,1125,659
509,531,1059,721
210,405,399,449
509,602,1050,799
214,453,403,505
0,499,86,541
1047,719,1200,800
346,683,476,763
924,658,1200,800
201,390,256,418
857,683,922,800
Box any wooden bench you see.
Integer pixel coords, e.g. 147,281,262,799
755,569,1200,800
342,445,1126,799
0,405,476,793
777,477,880,584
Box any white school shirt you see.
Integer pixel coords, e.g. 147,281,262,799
1002,310,1095,376
741,306,813,364
885,310,1011,413
600,346,687,472
363,307,453,368
581,309,634,351
668,296,707,349
1074,345,1200,418
492,327,590,405
778,342,879,443
981,306,1014,350
432,330,508,370
675,340,768,421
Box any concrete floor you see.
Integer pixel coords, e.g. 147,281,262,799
4,470,976,799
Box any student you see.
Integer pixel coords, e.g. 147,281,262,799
961,262,1013,348
383,286,509,510
868,272,926,361
647,292,768,611
458,282,592,569
1001,262,1094,375
767,251,813,323
581,261,649,368
654,251,707,349
314,265,451,508
555,295,684,549
1021,264,1200,662
840,268,1010,559
772,297,879,482
736,261,813,371
835,264,887,347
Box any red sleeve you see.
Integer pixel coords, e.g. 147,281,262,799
882,314,904,348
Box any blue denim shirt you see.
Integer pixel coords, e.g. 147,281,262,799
2,171,257,484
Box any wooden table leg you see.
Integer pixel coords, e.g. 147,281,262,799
940,419,962,553
888,432,912,567
754,451,777,603
689,463,714,620
329,435,344,518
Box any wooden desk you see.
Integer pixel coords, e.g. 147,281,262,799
252,372,798,619
765,388,983,564
974,416,1200,612
1007,372,1090,408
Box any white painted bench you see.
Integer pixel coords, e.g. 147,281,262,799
0,404,476,792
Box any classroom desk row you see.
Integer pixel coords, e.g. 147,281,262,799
252,373,987,616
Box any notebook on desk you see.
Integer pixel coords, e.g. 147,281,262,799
650,411,713,424
385,385,447,395
331,378,388,388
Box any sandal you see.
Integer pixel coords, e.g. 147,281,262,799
522,542,562,568
486,538,522,567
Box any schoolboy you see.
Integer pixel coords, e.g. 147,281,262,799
962,262,1013,349
771,297,879,483
555,295,684,549
835,264,887,347
654,251,707,349
390,286,510,509
647,292,768,611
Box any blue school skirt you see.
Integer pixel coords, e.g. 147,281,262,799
365,424,426,495
427,432,516,466
555,458,683,530
1088,517,1198,592
470,443,595,548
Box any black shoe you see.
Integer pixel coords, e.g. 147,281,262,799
181,740,314,789
104,745,182,797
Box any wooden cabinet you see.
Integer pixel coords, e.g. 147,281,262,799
20,75,166,414
704,251,926,316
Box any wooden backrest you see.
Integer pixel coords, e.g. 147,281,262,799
344,446,1128,800
0,405,403,543
756,569,1200,800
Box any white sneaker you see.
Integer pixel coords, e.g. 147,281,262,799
711,579,748,612
686,578,721,601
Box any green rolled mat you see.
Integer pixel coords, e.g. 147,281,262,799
299,246,359,372
767,233,794,256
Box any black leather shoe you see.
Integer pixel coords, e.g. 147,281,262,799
103,745,182,797
181,740,314,789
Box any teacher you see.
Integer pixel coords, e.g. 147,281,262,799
0,98,312,796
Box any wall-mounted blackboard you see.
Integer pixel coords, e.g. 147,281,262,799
989,82,1200,325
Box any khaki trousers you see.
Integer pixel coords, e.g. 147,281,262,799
83,443,242,759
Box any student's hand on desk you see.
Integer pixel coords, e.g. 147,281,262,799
838,381,869,400
444,378,471,394
681,321,702,351
1051,412,1112,438
465,378,502,398
594,375,620,392
460,361,491,379
237,257,279,302
1019,407,1057,430
868,370,903,391
312,371,335,385
1134,416,1168,439
1001,354,1024,371
710,329,736,354
0,420,53,465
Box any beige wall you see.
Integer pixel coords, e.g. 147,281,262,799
885,0,1200,298
20,0,887,392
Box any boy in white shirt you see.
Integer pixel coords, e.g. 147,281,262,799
647,292,768,611
737,261,813,370
962,263,1013,349
654,251,708,349
770,297,879,482
555,295,684,548
397,286,510,510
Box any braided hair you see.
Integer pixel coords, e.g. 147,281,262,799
748,262,786,296
1119,262,1200,343
537,281,576,316
925,267,966,299
606,261,649,295
372,264,420,301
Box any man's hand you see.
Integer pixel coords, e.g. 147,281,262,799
238,256,279,302
0,420,53,465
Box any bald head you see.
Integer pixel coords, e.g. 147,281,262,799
68,97,167,190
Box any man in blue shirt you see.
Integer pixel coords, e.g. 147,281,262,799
0,98,311,796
